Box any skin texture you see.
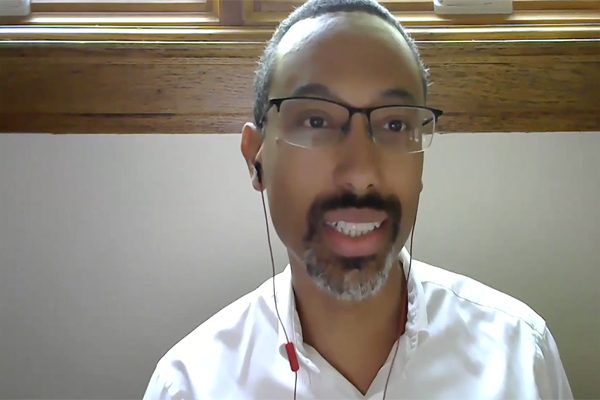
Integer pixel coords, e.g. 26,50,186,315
241,12,425,395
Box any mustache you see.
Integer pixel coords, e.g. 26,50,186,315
303,191,402,244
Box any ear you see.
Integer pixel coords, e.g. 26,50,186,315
241,122,264,192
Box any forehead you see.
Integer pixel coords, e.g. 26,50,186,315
271,12,424,105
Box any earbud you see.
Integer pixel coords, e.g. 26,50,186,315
254,161,263,185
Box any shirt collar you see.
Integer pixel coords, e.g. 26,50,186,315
274,248,430,363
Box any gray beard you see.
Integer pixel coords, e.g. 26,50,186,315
304,250,398,302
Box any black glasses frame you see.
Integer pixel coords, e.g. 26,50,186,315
260,96,444,132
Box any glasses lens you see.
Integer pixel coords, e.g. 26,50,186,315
272,100,437,152
370,106,435,153
277,99,349,148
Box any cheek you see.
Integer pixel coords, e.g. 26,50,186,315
394,192,420,252
386,153,423,186
266,155,333,253
384,152,423,196
385,155,423,245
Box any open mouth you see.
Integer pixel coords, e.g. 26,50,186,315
321,218,389,258
326,220,383,237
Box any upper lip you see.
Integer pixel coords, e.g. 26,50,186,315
323,208,388,224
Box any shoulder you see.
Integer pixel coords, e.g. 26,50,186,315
409,259,573,398
164,273,276,362
412,259,547,335
143,274,279,399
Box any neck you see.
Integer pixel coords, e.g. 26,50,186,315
290,258,406,394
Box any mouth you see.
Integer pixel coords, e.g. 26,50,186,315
322,218,389,258
326,220,383,237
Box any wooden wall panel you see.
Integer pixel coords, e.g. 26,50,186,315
0,40,598,134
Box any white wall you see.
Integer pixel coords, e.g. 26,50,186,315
0,132,598,400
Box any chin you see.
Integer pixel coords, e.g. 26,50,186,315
305,250,397,302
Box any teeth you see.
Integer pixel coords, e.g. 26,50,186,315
327,221,382,237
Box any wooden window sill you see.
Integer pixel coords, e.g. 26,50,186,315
1,25,599,42
0,0,598,40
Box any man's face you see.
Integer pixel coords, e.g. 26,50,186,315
242,12,425,301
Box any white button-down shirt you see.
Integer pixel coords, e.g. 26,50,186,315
143,249,573,400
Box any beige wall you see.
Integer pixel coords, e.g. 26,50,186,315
0,132,598,399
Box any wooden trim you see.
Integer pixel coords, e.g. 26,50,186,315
514,0,600,11
242,0,600,26
0,0,597,29
1,40,598,134
2,0,229,26
2,14,222,28
1,25,599,41
245,0,600,14
216,0,244,26
242,10,600,28
1,0,597,134
31,0,209,13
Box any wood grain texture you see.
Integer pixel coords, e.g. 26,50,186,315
0,40,598,134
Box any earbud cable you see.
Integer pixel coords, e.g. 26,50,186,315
260,189,300,398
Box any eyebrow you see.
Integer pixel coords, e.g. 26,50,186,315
381,88,416,104
289,83,416,105
290,83,334,98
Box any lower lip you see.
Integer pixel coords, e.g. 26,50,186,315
321,222,388,257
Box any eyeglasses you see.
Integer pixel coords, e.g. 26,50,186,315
261,97,443,153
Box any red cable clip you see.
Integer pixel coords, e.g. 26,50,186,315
285,342,300,372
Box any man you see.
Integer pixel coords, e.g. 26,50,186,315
143,0,573,398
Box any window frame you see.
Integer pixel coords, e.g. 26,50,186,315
0,0,598,39
3,0,234,25
31,0,210,13
243,0,600,28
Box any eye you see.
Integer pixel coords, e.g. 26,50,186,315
386,119,407,132
303,116,327,129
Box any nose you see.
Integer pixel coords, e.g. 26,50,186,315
332,116,382,194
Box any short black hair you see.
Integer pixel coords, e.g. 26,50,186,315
253,0,429,129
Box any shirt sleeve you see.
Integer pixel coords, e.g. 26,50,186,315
534,326,574,400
